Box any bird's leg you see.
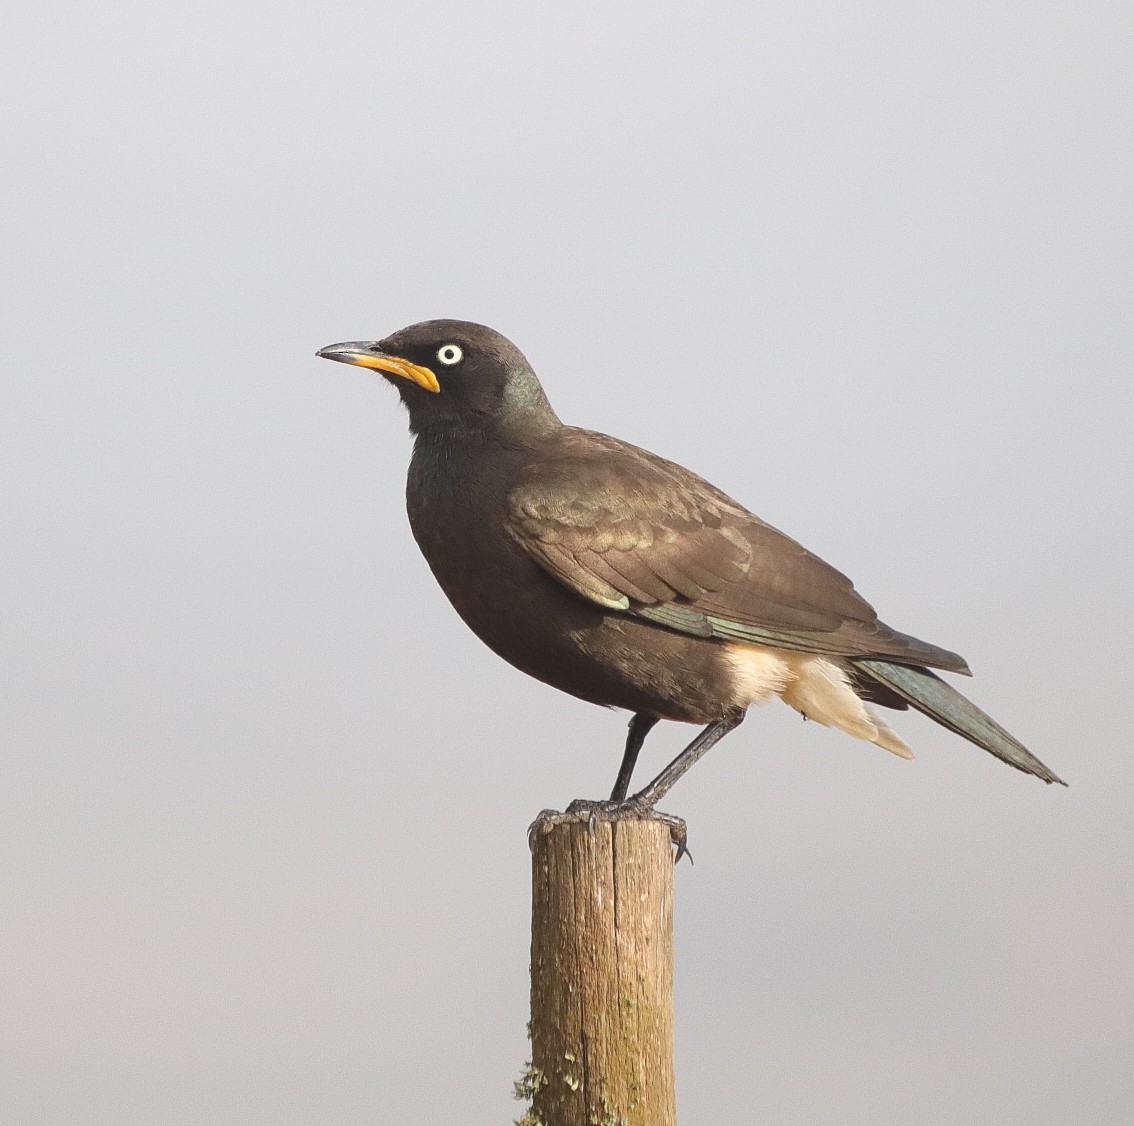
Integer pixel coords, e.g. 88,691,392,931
609,713,659,802
529,710,745,864
630,708,746,809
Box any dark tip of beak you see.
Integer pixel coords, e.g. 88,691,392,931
317,341,383,364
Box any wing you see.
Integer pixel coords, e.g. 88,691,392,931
506,428,969,672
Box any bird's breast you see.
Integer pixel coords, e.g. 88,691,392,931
402,441,738,723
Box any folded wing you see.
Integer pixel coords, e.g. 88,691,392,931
507,428,969,672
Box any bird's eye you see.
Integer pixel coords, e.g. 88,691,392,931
436,344,463,365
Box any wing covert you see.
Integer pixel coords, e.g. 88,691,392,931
505,428,967,672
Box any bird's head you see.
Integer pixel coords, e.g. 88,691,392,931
317,319,559,438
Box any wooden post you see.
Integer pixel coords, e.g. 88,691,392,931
526,815,677,1126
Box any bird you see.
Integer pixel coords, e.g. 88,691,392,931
317,319,1064,829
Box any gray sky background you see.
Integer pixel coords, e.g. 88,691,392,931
3,2,1132,1123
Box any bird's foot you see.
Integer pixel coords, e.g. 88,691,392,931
528,799,691,863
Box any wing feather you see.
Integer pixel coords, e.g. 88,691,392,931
506,428,968,672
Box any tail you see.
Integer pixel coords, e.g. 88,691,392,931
854,659,1066,786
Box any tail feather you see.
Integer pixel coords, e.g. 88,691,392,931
855,659,1066,786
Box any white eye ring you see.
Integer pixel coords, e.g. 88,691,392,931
436,344,463,365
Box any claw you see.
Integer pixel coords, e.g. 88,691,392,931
530,799,691,862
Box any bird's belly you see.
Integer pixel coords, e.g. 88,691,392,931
412,519,732,723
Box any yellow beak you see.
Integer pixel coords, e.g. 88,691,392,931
316,342,441,393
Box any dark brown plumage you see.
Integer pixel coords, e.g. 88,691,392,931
317,319,1064,809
